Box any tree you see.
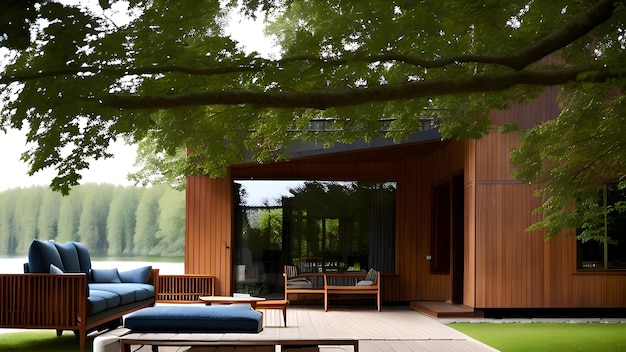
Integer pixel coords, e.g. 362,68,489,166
37,188,61,240
78,184,114,255
0,189,19,255
57,188,84,242
106,186,140,256
1,0,625,237
153,188,185,256
13,187,43,252
133,185,164,256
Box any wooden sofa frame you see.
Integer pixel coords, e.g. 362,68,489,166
0,269,159,351
156,274,215,303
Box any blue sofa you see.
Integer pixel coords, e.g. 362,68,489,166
0,240,159,351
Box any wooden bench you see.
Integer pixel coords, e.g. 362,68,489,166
284,266,326,305
324,270,381,312
284,266,381,312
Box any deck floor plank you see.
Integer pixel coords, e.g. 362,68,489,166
123,306,496,352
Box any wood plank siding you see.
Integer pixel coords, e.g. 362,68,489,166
185,176,232,296
469,86,626,309
185,84,626,308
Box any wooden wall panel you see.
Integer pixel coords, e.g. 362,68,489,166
396,156,420,301
470,85,626,309
393,141,465,302
185,176,232,296
474,183,547,308
464,139,476,308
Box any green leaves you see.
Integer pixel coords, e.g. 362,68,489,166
510,80,626,238
0,0,624,200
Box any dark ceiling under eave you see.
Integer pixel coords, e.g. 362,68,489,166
230,129,448,180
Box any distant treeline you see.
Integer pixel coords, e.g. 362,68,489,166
0,184,185,257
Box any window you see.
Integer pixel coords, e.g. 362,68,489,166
233,180,396,297
577,183,626,270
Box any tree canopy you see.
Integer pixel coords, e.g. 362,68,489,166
1,0,625,237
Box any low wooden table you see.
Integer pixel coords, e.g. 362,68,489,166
255,299,290,327
199,295,266,309
119,333,359,352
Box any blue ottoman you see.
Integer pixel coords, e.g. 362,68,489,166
124,305,263,333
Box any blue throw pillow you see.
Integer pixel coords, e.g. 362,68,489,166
91,268,121,283
28,240,65,273
54,242,81,273
119,266,152,283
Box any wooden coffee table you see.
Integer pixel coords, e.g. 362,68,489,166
199,295,266,309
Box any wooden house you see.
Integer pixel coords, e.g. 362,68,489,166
183,85,626,315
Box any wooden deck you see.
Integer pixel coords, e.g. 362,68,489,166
121,306,497,352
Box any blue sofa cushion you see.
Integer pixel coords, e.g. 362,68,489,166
54,242,81,273
119,266,152,283
112,283,155,301
89,284,137,305
87,294,108,315
87,288,121,309
124,305,263,333
91,268,121,283
28,240,65,273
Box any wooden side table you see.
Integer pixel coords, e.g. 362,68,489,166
255,299,290,327
199,295,265,309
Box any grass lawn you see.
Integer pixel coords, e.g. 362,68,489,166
0,331,93,352
449,322,626,352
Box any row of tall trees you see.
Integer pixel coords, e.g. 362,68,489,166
0,184,185,257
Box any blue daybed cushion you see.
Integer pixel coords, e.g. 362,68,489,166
124,305,263,333
28,240,65,273
119,266,152,283
91,268,121,283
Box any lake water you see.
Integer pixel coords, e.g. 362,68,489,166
0,257,184,274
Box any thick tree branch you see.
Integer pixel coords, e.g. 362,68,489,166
502,0,617,69
105,67,610,110
2,1,618,86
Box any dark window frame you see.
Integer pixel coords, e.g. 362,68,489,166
577,183,626,271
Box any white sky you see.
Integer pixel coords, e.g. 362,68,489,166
0,4,279,196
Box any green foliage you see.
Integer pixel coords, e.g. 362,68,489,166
1,0,625,240
0,184,184,257
257,208,283,249
510,80,626,238
106,187,140,256
133,185,165,256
